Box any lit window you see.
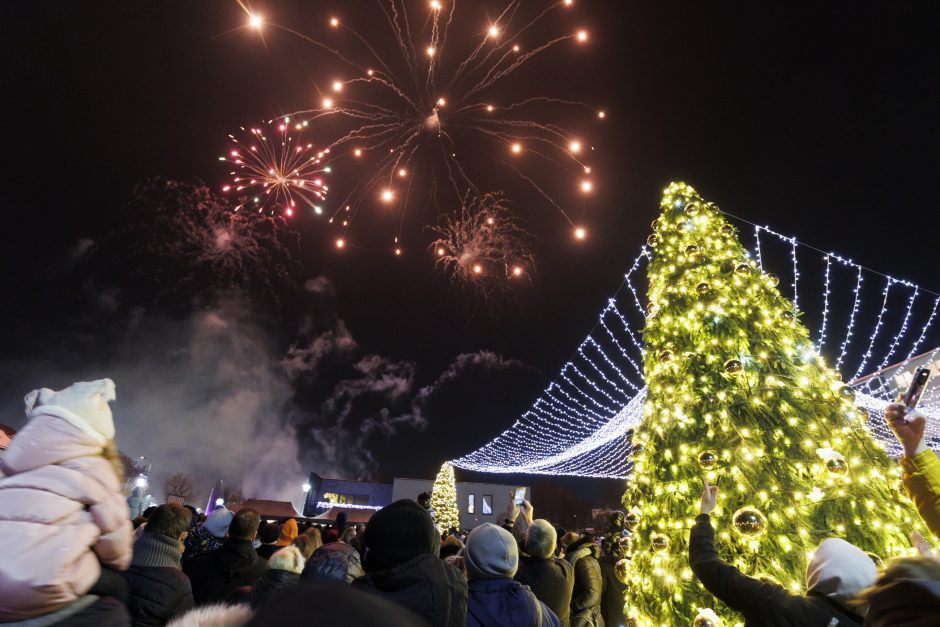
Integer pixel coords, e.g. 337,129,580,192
482,495,493,515
468,494,475,514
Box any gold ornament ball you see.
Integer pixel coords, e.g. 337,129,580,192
624,510,640,531
614,558,629,584
650,532,670,553
838,385,856,402
826,457,848,476
764,273,780,287
698,450,719,469
693,612,719,627
857,407,870,421
696,282,711,295
685,202,701,216
780,311,795,323
659,349,674,363
735,263,751,276
646,302,659,316
685,244,700,257
721,224,734,236
626,617,639,627
647,234,660,247
723,359,744,375
651,217,661,231
732,506,768,538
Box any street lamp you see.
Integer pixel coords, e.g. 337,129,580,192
302,483,311,493
215,497,224,507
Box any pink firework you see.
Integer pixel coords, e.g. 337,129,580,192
220,119,330,218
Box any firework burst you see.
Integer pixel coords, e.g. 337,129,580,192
219,118,330,218
239,0,597,251
429,192,535,295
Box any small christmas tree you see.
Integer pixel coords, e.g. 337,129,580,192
431,461,461,534
620,182,922,626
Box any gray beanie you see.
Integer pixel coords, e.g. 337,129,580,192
465,523,518,580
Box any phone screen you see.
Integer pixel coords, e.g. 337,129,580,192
514,488,526,505
903,368,931,409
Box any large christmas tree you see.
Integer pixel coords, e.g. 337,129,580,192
621,182,922,626
431,461,461,534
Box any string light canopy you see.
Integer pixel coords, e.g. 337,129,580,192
451,186,940,478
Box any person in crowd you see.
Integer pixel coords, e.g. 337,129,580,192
184,508,267,606
860,553,940,626
0,378,133,624
256,521,281,560
353,499,467,627
302,538,365,583
275,517,298,547
884,401,940,538
597,535,628,627
183,506,233,561
301,526,323,552
440,534,465,560
248,545,305,609
323,525,341,544
293,534,318,560
341,526,358,545
516,518,574,627
349,523,366,556
562,532,604,627
125,503,195,626
337,511,349,532
245,580,431,626
464,522,561,627
690,479,873,626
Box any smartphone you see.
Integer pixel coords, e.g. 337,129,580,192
902,367,931,409
513,487,526,505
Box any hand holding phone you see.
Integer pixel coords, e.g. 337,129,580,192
902,368,931,410
513,487,526,506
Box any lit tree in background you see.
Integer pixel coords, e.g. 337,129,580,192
620,182,923,626
431,462,460,534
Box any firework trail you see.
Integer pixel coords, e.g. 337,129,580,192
429,191,535,296
219,118,330,219
238,0,599,254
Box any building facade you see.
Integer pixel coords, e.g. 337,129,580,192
392,478,530,530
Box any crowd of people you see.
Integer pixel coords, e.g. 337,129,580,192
0,379,938,626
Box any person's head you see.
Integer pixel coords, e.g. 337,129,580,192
336,511,348,531
417,491,432,510
276,517,298,546
293,535,317,560
806,538,878,607
302,526,323,553
323,527,340,544
341,527,357,544
268,545,305,574
859,555,940,623
229,508,261,541
259,521,281,545
204,506,234,538
609,510,625,531
464,523,519,581
361,499,439,572
183,505,199,530
142,505,158,520
525,519,557,559
355,523,365,534
145,503,193,551
24,378,117,440
559,531,580,553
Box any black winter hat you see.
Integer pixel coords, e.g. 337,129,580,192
259,522,281,544
362,499,439,571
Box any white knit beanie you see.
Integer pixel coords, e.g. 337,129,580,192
24,379,117,444
806,538,877,605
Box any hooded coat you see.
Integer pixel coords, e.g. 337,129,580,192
515,554,574,627
302,541,365,583
354,553,468,627
864,578,940,627
564,537,604,627
689,514,868,627
0,405,133,621
467,578,561,627
183,539,267,606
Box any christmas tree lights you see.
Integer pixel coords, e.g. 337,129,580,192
430,462,461,534
620,182,925,626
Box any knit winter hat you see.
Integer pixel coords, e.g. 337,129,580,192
259,522,281,544
465,523,519,580
24,379,117,445
362,499,438,572
277,518,299,546
204,507,234,538
806,537,877,605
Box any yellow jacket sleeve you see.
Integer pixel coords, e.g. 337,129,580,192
900,449,940,540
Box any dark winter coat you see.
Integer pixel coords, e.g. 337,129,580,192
256,543,280,560
467,578,561,627
182,538,267,606
864,578,940,627
125,532,194,626
689,514,864,627
564,538,604,627
302,542,365,583
249,569,300,609
353,553,468,627
515,554,574,627
597,556,626,627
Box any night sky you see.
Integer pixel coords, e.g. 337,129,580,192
1,2,938,505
